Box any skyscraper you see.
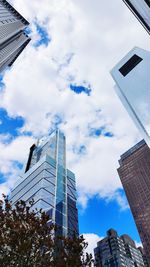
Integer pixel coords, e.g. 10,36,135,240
122,0,150,34
118,140,150,264
0,0,30,73
111,47,150,147
11,130,78,237
94,229,148,267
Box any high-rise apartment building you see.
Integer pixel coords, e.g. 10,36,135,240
111,47,150,147
11,130,78,237
94,229,148,267
0,0,30,72
122,0,150,34
118,140,150,265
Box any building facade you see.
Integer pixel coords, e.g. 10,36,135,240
111,47,150,148
0,0,30,72
122,0,150,34
94,229,148,267
118,140,150,265
11,130,78,237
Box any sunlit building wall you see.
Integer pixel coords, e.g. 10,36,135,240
111,47,150,148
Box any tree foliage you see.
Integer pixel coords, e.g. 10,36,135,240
0,195,93,267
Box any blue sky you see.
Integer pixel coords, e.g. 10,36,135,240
0,0,150,253
79,195,139,240
0,70,141,245
0,108,24,138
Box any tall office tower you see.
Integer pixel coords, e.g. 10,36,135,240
122,0,150,34
0,0,30,73
118,140,150,265
11,130,78,237
111,47,150,147
94,229,148,267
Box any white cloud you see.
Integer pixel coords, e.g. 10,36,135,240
0,135,35,195
135,241,142,248
83,233,102,257
0,135,35,164
0,0,149,207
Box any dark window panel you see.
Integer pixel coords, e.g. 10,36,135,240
119,54,143,76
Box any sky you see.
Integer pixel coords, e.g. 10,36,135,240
0,0,150,255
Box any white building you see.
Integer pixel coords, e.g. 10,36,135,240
122,0,150,34
111,47,150,147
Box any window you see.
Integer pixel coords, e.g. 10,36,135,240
119,54,143,76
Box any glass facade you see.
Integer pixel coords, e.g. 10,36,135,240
111,47,150,148
123,0,150,34
67,169,78,236
11,130,78,237
0,0,30,73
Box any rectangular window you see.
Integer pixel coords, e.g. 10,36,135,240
119,54,143,76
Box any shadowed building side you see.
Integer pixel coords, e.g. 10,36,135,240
0,0,30,72
118,140,150,265
94,228,148,267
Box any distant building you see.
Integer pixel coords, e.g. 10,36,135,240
122,0,150,34
94,229,148,267
0,0,30,72
118,140,150,265
111,47,150,148
11,130,78,237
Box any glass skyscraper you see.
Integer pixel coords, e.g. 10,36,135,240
0,0,30,73
122,0,150,34
111,47,150,148
11,130,78,237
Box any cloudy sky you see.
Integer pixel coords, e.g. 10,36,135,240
0,0,150,254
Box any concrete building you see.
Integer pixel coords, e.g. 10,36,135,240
118,140,150,265
122,0,150,34
111,47,150,147
11,130,78,237
94,229,148,267
0,0,30,72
